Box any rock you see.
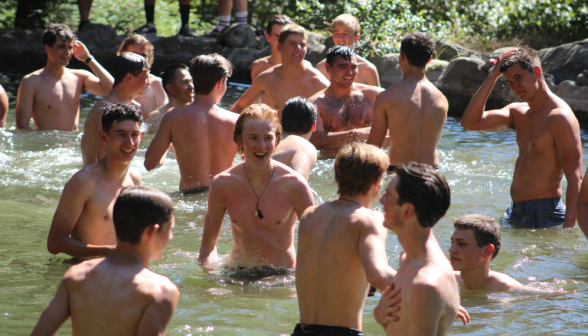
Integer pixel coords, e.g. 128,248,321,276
76,23,121,57
371,53,402,88
217,24,257,49
490,47,518,60
435,40,481,61
304,32,327,65
425,59,449,82
538,39,588,84
256,34,269,50
436,57,487,95
227,47,260,80
556,80,588,112
577,70,588,86
324,36,334,51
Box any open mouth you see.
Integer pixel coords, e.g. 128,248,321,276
121,148,135,154
253,152,267,159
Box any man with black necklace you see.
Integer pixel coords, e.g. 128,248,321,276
199,104,314,273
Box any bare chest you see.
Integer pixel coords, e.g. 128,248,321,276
514,116,554,158
34,74,82,115
319,94,374,131
264,78,320,111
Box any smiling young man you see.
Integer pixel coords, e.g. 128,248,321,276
16,24,113,131
81,53,151,165
33,186,178,335
309,45,384,158
230,24,329,118
461,47,582,228
199,104,314,269
47,103,143,258
146,62,194,133
316,14,380,87
449,214,525,291
144,54,238,193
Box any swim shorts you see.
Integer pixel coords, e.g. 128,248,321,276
182,186,210,194
388,165,439,174
504,197,566,228
291,324,363,336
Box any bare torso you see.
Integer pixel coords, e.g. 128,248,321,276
146,103,172,133
317,56,380,86
454,270,525,291
272,134,317,180
134,75,167,118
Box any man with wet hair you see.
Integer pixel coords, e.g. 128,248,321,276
16,24,114,131
368,33,448,171
376,163,460,335
293,142,395,336
48,102,143,258
145,54,238,192
316,14,380,86
449,214,525,290
199,104,314,270
146,62,194,133
310,45,384,158
230,24,329,117
251,15,292,81
33,186,179,335
82,53,150,165
461,47,582,228
272,96,318,180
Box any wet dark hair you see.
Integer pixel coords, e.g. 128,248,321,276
113,186,174,244
43,24,75,47
454,214,502,259
392,162,450,228
113,52,149,87
281,97,317,135
266,15,292,36
400,33,435,68
190,54,233,95
326,45,356,67
161,63,189,94
335,143,389,197
499,46,541,74
100,102,143,133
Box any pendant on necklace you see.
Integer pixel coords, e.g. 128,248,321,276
254,210,258,217
256,209,264,219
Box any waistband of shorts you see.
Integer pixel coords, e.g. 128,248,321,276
181,186,210,195
388,165,439,174
294,324,363,335
511,197,562,210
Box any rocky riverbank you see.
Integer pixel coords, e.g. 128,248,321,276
0,23,586,118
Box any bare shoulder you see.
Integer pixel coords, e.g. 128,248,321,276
355,83,385,96
357,56,378,70
63,258,104,282
308,88,327,103
351,207,385,230
274,160,308,183
129,168,142,185
66,166,100,191
306,64,329,80
215,106,239,123
211,164,241,188
149,74,163,84
253,56,270,67
505,102,531,115
488,271,525,290
136,268,179,299
300,204,321,222
20,70,43,86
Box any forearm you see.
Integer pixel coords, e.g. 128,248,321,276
367,266,396,291
48,236,115,258
87,59,114,95
229,103,243,114
577,199,588,238
564,179,581,228
310,130,355,150
461,74,498,130
81,135,97,165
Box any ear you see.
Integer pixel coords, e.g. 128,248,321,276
44,44,50,53
326,62,332,74
126,73,134,84
355,33,360,42
216,77,224,90
277,42,283,52
402,202,415,220
535,66,542,78
483,244,495,259
311,121,316,132
265,32,271,43
98,130,108,144
372,176,382,192
143,223,160,242
165,84,174,94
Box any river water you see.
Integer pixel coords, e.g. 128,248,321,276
1,73,588,335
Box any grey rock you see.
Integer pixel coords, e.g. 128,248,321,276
436,57,487,95
228,47,260,78
76,23,121,57
577,70,588,86
556,80,588,112
372,53,402,88
305,32,327,66
538,39,588,84
217,24,257,49
425,59,449,82
256,34,269,50
435,40,481,61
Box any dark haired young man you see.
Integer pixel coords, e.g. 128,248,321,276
449,214,525,290
376,163,460,335
230,24,329,118
146,62,194,133
309,45,384,158
272,96,318,180
48,102,143,258
292,142,395,335
145,54,238,193
34,186,178,335
368,33,448,171
82,52,151,165
251,15,293,81
16,24,113,131
461,47,581,229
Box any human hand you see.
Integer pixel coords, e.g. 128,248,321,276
489,49,518,79
73,41,91,62
373,282,401,328
456,305,470,325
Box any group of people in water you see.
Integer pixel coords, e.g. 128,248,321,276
4,11,585,336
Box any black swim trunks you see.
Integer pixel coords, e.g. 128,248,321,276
182,186,210,194
504,197,566,228
388,165,439,174
291,324,363,336
222,265,293,281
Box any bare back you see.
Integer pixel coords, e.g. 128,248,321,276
272,135,317,180
375,77,447,166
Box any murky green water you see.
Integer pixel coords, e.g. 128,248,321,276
1,73,588,335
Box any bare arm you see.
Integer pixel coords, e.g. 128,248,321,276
362,63,380,87
134,285,179,336
15,75,36,130
577,168,588,238
374,283,401,328
358,217,396,290
30,279,70,336
367,93,388,147
199,177,227,262
0,85,8,127
309,110,362,150
289,175,315,218
144,113,173,171
289,147,317,181
229,78,266,113
47,173,116,257
81,105,100,166
73,41,113,96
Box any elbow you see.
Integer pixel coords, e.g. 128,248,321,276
367,273,389,291
144,160,155,171
47,238,61,255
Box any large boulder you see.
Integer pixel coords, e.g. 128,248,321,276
217,24,257,49
556,80,588,113
436,57,487,95
227,47,260,80
304,32,327,65
76,23,121,57
538,39,588,84
370,53,402,88
435,40,481,61
425,59,449,82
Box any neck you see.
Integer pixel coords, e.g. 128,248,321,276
339,192,375,209
269,51,282,65
243,159,274,183
168,95,191,108
109,85,136,103
327,82,354,98
401,66,427,80
111,242,150,268
525,80,552,112
397,225,433,260
458,264,492,290
280,59,305,79
100,156,132,184
192,94,217,108
44,60,66,77
283,131,312,141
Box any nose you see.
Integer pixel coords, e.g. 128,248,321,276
448,243,457,254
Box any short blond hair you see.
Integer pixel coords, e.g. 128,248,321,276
234,104,283,154
278,23,307,44
333,14,360,35
335,143,388,197
118,34,155,67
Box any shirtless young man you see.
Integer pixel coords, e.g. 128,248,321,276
16,24,113,131
32,186,178,336
450,214,525,291
272,96,317,181
251,15,292,81
199,104,314,268
47,103,143,258
81,53,150,165
316,14,380,86
145,54,238,192
146,62,194,133
376,163,460,335
368,33,448,171
230,24,329,117
461,47,582,228
310,45,384,158
293,142,395,336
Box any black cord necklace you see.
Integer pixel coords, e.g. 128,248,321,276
243,163,275,219
338,198,362,207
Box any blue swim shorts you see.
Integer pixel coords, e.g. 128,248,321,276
504,197,566,228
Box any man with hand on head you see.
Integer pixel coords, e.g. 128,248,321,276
48,103,143,258
16,24,113,131
272,96,318,181
293,142,396,336
200,104,314,270
145,54,238,193
33,186,179,336
82,53,151,165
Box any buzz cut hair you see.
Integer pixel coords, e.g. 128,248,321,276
333,14,360,35
454,214,502,259
278,24,307,44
